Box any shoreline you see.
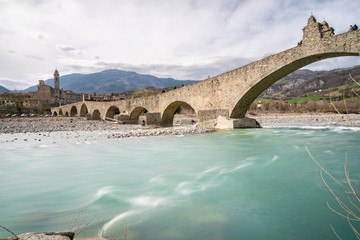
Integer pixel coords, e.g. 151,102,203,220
250,112,360,126
0,113,359,145
0,117,214,145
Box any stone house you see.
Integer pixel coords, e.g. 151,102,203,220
29,69,82,105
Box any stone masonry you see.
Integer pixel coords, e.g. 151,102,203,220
51,16,360,129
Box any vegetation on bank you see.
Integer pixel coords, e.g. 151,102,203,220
251,72,360,114
287,96,330,103
249,97,360,115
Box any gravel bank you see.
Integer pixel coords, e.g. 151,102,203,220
0,117,213,143
251,113,360,126
1,113,359,143
0,117,143,134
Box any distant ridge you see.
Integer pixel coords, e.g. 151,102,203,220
0,85,10,93
21,66,360,97
23,69,198,94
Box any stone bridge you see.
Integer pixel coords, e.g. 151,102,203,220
51,16,360,128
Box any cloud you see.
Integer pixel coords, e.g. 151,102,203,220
26,55,43,61
59,46,75,52
58,45,78,54
17,0,46,7
1,0,360,88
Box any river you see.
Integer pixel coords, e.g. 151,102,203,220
1,124,359,239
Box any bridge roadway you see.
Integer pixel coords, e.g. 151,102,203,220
51,16,360,129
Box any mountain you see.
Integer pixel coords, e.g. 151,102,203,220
0,85,10,93
260,66,360,100
24,69,198,94
22,66,360,98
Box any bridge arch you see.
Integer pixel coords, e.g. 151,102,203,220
105,106,120,119
51,16,360,129
130,107,148,124
161,101,197,127
70,106,78,117
65,111,69,117
59,109,63,116
80,104,88,117
92,109,101,120
53,111,57,116
230,52,359,118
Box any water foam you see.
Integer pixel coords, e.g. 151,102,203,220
289,125,359,132
150,175,165,184
128,196,167,208
217,162,253,176
230,162,253,172
101,210,140,233
271,155,279,162
176,181,208,195
96,186,116,198
324,150,334,155
196,164,223,179
246,157,258,161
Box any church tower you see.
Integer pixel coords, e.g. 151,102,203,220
54,68,60,97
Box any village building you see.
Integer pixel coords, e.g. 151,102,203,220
0,69,83,116
28,69,82,105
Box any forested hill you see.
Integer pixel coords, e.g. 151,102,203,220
260,65,360,100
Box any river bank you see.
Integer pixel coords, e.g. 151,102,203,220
1,113,359,134
251,112,360,126
0,113,359,145
0,117,213,146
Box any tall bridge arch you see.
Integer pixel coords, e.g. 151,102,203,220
230,51,358,118
51,16,360,129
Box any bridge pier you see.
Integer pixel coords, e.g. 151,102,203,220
146,112,162,126
114,112,162,125
215,116,261,129
196,109,261,129
116,113,131,123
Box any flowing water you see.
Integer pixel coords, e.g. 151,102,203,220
1,124,360,239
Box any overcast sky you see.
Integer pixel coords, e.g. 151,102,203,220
1,0,360,90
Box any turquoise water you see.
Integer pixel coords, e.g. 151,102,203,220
1,125,360,239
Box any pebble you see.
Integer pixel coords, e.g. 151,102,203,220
252,113,360,126
0,117,213,140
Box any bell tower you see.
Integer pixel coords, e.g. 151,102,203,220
54,68,60,97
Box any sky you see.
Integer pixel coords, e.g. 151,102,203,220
1,0,360,90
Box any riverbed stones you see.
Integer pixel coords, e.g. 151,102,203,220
0,117,213,142
5,232,74,240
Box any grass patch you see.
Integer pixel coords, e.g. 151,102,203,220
254,98,272,103
288,96,330,103
335,81,360,90
279,79,290,84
